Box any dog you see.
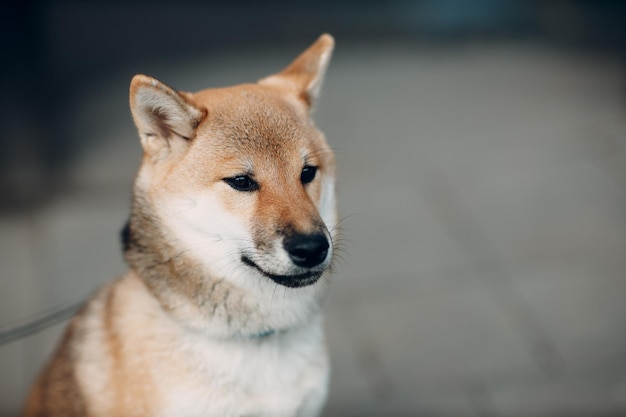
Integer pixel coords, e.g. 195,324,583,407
22,34,337,417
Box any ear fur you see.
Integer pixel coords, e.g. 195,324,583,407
260,34,335,110
129,74,206,157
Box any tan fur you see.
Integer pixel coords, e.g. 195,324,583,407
23,34,336,417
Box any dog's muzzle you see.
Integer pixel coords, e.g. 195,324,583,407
242,232,330,288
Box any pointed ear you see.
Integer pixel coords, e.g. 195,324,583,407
259,34,334,110
129,74,206,157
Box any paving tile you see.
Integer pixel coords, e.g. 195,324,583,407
509,259,626,373
438,157,626,269
342,289,545,393
489,375,626,417
324,307,376,416
324,390,476,417
0,217,38,324
0,341,25,415
330,177,477,308
32,189,130,307
325,303,480,417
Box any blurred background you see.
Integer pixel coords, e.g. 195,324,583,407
1,0,625,416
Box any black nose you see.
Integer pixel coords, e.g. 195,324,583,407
283,233,329,268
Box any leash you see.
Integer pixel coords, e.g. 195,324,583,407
0,298,86,346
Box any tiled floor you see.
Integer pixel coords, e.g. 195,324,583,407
1,40,625,416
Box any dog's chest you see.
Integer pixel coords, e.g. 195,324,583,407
157,330,329,417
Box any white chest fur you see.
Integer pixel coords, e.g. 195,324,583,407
157,320,330,417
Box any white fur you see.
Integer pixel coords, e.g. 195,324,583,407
157,317,329,417
74,294,115,416
157,187,330,338
147,165,336,416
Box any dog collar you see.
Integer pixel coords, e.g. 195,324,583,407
248,329,277,339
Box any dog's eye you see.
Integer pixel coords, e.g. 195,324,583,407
224,175,259,192
301,166,318,185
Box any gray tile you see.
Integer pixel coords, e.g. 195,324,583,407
510,260,626,372
326,289,549,417
443,158,625,268
489,376,626,417
343,289,544,389
324,308,376,416
0,217,38,323
0,341,25,415
324,390,476,417
32,189,130,307
331,177,478,309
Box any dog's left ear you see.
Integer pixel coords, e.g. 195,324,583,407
129,74,207,159
260,34,334,111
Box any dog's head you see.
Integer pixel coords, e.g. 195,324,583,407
128,35,336,292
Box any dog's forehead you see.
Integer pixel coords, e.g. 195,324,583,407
186,84,325,175
195,85,309,145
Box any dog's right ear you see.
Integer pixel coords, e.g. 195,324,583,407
259,34,334,112
129,74,207,159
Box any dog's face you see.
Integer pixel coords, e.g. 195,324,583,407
129,36,336,291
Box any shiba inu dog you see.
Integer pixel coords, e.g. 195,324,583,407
22,34,337,417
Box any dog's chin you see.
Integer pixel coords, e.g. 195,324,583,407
241,256,324,288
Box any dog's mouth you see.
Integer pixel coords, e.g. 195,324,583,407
241,256,323,288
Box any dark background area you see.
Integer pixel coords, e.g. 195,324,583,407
1,0,624,210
